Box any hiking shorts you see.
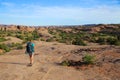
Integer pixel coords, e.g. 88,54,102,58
28,52,34,55
25,51,34,55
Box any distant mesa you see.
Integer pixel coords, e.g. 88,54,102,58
0,24,119,33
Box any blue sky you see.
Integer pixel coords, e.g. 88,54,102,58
0,0,120,26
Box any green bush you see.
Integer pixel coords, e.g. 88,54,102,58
16,45,23,49
6,43,23,50
58,39,66,43
61,60,70,66
16,35,24,40
7,32,13,36
53,30,87,46
32,31,40,40
40,38,45,41
82,54,96,64
0,37,7,42
96,37,107,45
46,38,53,42
48,30,56,35
0,44,11,52
8,43,19,47
12,43,23,49
72,39,87,46
114,41,120,46
25,37,32,41
107,37,120,45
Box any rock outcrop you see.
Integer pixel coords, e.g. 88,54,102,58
0,24,120,33
0,25,35,32
0,49,4,54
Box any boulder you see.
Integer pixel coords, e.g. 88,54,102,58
0,49,4,54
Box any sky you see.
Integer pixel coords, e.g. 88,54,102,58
0,0,120,26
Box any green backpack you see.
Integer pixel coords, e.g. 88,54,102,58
26,42,33,53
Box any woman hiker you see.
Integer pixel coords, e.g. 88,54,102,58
26,40,35,66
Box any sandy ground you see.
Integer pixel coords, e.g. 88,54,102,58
0,41,120,80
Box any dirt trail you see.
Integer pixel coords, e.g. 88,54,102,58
0,41,119,80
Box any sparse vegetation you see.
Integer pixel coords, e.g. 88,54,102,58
0,24,120,54
96,37,107,45
82,54,96,64
0,44,11,52
48,27,120,46
48,29,87,45
61,60,70,66
61,54,96,67
107,37,120,45
16,45,23,49
0,42,24,53
0,30,40,43
8,43,23,49
72,38,87,46
0,37,7,42
46,38,53,42
40,38,45,41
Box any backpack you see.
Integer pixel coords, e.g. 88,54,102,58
26,42,33,53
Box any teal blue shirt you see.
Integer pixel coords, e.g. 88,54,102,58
31,43,35,52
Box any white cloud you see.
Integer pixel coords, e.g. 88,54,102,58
23,5,120,19
1,2,15,7
0,2,120,25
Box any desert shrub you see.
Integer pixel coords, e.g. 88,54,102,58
0,37,7,42
7,32,13,36
16,35,24,40
46,38,53,42
25,37,32,41
8,43,19,47
88,33,107,42
96,37,120,46
16,45,23,49
114,41,120,46
48,29,56,35
40,38,45,41
72,39,87,46
46,29,120,46
0,31,6,37
16,31,22,34
82,54,96,64
14,43,23,48
7,43,23,50
0,44,11,52
107,37,120,45
117,35,120,40
20,31,40,41
61,60,70,66
7,43,14,47
54,30,87,45
32,31,40,40
107,37,115,44
89,37,97,42
6,31,16,36
96,37,107,45
57,39,66,43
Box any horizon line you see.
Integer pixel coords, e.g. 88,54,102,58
0,23,120,27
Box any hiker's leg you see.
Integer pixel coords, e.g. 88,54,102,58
29,53,34,64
